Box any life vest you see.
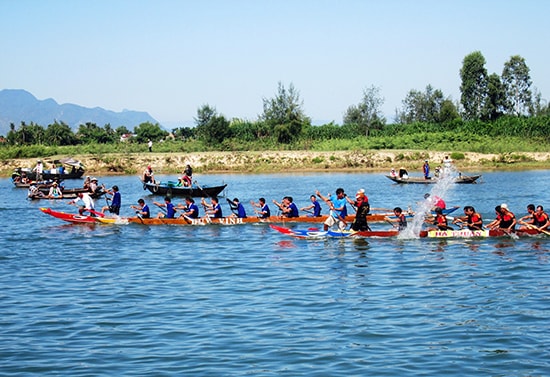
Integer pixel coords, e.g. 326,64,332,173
533,212,549,227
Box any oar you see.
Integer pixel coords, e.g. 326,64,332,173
154,202,167,213
523,223,550,236
193,180,212,199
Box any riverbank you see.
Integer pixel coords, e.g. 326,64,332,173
2,150,550,177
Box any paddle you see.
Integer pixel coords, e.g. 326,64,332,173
154,202,167,214
523,223,550,236
193,180,213,199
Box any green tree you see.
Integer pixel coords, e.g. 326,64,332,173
460,51,489,120
397,85,458,124
194,105,231,144
260,82,309,142
486,73,507,120
77,122,105,143
502,55,533,116
343,85,386,136
44,121,76,145
134,122,169,143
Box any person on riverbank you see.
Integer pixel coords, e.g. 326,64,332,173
250,198,270,218
316,188,348,231
300,195,322,217
101,185,121,215
131,198,150,218
452,206,483,230
154,196,177,219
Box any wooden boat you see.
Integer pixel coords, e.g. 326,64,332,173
96,212,413,226
269,224,400,239
385,174,481,184
28,189,105,200
40,207,98,223
419,228,542,238
142,180,227,197
271,224,546,239
12,157,85,181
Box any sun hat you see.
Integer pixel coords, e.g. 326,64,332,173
501,203,508,210
91,177,98,181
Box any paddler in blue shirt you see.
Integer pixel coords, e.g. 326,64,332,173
202,196,223,218
316,188,348,231
227,198,247,218
300,195,322,217
154,196,177,219
178,197,199,219
131,198,150,218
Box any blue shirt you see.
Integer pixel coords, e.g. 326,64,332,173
312,201,321,217
111,191,121,207
236,203,247,218
260,204,270,218
186,203,199,218
213,203,223,218
288,203,299,218
141,204,150,218
166,202,176,218
330,197,347,219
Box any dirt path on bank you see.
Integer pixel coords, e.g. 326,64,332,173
2,150,550,177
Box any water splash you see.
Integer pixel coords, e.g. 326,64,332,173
398,165,459,238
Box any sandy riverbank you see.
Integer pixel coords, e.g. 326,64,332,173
2,150,550,177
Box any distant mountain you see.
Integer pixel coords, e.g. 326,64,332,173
0,89,159,136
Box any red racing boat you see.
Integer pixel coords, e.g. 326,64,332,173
40,207,98,224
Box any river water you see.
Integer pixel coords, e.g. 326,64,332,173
1,170,549,376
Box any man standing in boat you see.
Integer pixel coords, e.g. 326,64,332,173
423,160,430,180
348,189,371,231
316,188,348,231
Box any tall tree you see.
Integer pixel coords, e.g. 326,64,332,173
343,85,386,136
502,55,533,116
134,122,168,143
460,51,489,120
485,73,507,120
194,104,231,144
397,85,457,124
45,121,76,146
260,82,309,134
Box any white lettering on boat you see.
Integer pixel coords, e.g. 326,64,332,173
429,230,489,238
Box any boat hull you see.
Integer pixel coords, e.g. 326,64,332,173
385,175,481,184
143,182,227,197
40,207,98,223
112,213,408,225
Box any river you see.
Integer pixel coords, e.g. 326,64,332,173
1,170,548,376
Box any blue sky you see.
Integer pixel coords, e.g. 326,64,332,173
1,0,548,127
